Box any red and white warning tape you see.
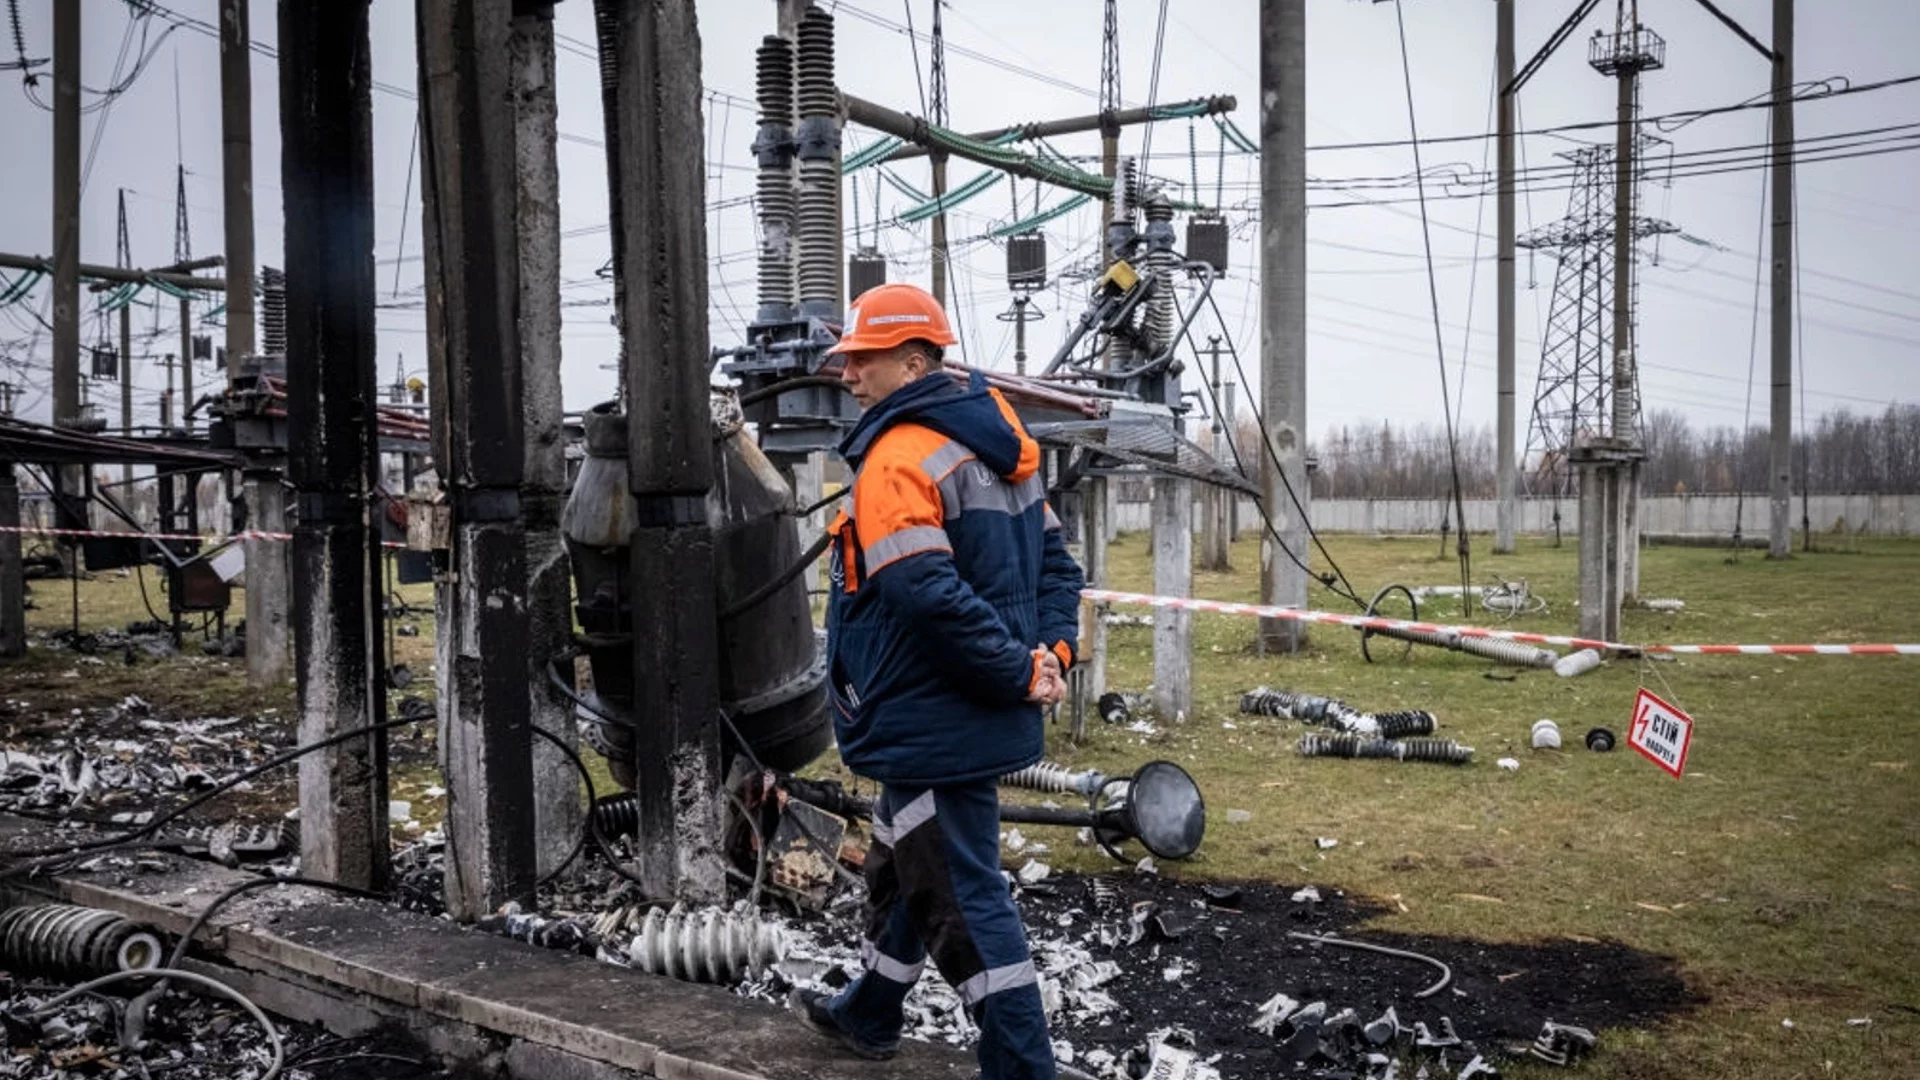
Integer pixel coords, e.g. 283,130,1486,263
0,524,411,549
1082,587,1920,657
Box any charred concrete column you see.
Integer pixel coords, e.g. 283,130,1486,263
281,0,388,892
1258,0,1309,653
597,0,725,903
511,0,580,881
420,0,536,918
0,468,22,658
1768,0,1795,559
50,0,82,534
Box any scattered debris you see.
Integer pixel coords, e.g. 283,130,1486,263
1528,1020,1598,1066
1316,837,1340,850
1553,649,1603,679
1530,719,1562,750
1496,758,1521,771
1290,886,1322,904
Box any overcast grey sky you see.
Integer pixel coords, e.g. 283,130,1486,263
2,0,1916,456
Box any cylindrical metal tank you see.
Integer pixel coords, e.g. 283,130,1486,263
562,397,831,790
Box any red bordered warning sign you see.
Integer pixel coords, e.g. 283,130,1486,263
1629,688,1693,778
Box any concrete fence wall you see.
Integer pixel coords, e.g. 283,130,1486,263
1113,493,1920,537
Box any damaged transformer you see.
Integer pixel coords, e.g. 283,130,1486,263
563,399,831,790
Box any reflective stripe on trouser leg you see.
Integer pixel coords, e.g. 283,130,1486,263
892,781,1056,1080
827,787,927,1047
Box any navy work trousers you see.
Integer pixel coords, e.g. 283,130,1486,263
827,779,1056,1080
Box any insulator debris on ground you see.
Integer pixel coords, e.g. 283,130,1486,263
0,903,164,980
1240,688,1437,739
1297,733,1474,765
626,904,786,985
1000,761,1106,798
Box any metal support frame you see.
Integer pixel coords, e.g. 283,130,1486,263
282,0,389,894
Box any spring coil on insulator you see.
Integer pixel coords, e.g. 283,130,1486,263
795,160,840,307
259,267,287,356
755,35,793,125
1000,761,1105,798
1454,635,1559,669
1237,687,1292,717
1396,738,1475,765
625,904,786,985
1298,734,1474,765
1323,701,1379,736
1298,733,1396,760
0,904,164,980
592,792,641,839
1088,877,1120,911
795,8,837,118
1373,710,1437,739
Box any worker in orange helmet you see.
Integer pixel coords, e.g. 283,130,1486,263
789,281,1085,1080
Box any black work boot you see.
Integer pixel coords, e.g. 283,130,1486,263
787,987,901,1061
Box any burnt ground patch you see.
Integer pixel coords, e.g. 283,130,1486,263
1016,869,1703,1077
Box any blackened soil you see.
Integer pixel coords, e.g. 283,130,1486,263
1020,870,1703,1078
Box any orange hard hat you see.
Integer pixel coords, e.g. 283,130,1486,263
826,282,958,356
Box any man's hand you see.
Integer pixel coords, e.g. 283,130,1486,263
1027,648,1066,707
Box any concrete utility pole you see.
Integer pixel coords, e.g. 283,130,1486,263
1494,0,1518,555
1199,336,1230,571
1767,0,1794,559
421,0,537,919
282,0,388,894
51,0,81,534
598,0,726,903
510,0,581,884
226,0,288,686
220,0,257,376
1258,0,1309,653
0,469,21,658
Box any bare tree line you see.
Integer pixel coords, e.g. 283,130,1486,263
1257,405,1920,499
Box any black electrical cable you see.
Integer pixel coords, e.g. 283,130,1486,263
711,706,861,889
1198,288,1368,610
736,375,849,408
720,529,834,621
0,714,422,876
795,485,850,519
1392,0,1473,610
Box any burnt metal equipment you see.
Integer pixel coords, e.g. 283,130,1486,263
777,758,1208,862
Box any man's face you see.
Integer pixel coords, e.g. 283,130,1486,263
838,343,928,410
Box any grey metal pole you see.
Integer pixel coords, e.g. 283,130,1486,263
1768,0,1794,559
1494,0,1517,554
179,297,194,434
930,153,949,307
420,0,537,917
511,1,582,884
283,0,388,894
1258,0,1309,653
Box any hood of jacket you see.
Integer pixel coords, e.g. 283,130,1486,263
838,369,1037,482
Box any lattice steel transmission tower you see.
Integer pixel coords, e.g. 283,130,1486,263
1520,140,1675,495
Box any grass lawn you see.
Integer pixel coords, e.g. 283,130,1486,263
8,535,1918,1078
